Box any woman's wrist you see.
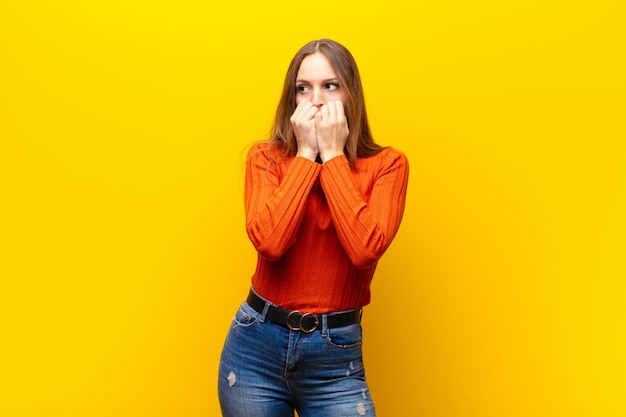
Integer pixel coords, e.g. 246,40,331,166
319,150,344,163
297,147,318,162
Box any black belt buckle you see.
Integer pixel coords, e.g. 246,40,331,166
286,311,319,333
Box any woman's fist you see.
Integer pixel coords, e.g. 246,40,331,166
290,101,320,161
315,101,349,163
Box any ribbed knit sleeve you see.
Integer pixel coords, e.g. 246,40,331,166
245,142,322,261
320,149,409,268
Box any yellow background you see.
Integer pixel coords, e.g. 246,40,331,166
1,1,624,416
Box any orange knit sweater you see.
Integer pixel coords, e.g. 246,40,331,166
245,141,409,313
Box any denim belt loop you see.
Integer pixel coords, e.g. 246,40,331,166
260,302,271,323
321,314,329,337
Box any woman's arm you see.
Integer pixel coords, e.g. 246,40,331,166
244,143,321,260
320,149,409,269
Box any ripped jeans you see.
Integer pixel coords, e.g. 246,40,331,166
217,298,376,417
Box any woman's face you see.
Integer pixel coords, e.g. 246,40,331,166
295,53,346,109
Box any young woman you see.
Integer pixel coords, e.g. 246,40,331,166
218,38,409,417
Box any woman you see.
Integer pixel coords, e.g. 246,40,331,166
218,38,409,417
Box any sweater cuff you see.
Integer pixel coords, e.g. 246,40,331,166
322,155,350,176
321,154,349,172
320,154,355,196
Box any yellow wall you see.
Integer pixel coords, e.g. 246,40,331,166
1,1,624,416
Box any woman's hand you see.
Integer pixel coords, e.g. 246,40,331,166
290,101,320,161
315,101,349,163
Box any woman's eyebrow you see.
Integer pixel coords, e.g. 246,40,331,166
296,78,339,84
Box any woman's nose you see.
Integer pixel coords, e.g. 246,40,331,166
311,88,324,108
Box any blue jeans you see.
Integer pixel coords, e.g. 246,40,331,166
217,297,376,417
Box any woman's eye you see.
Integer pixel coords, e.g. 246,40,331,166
297,85,309,93
326,83,339,90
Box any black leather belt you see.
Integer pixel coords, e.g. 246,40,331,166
246,289,362,333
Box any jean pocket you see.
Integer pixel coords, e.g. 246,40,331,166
325,323,363,349
232,302,262,329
